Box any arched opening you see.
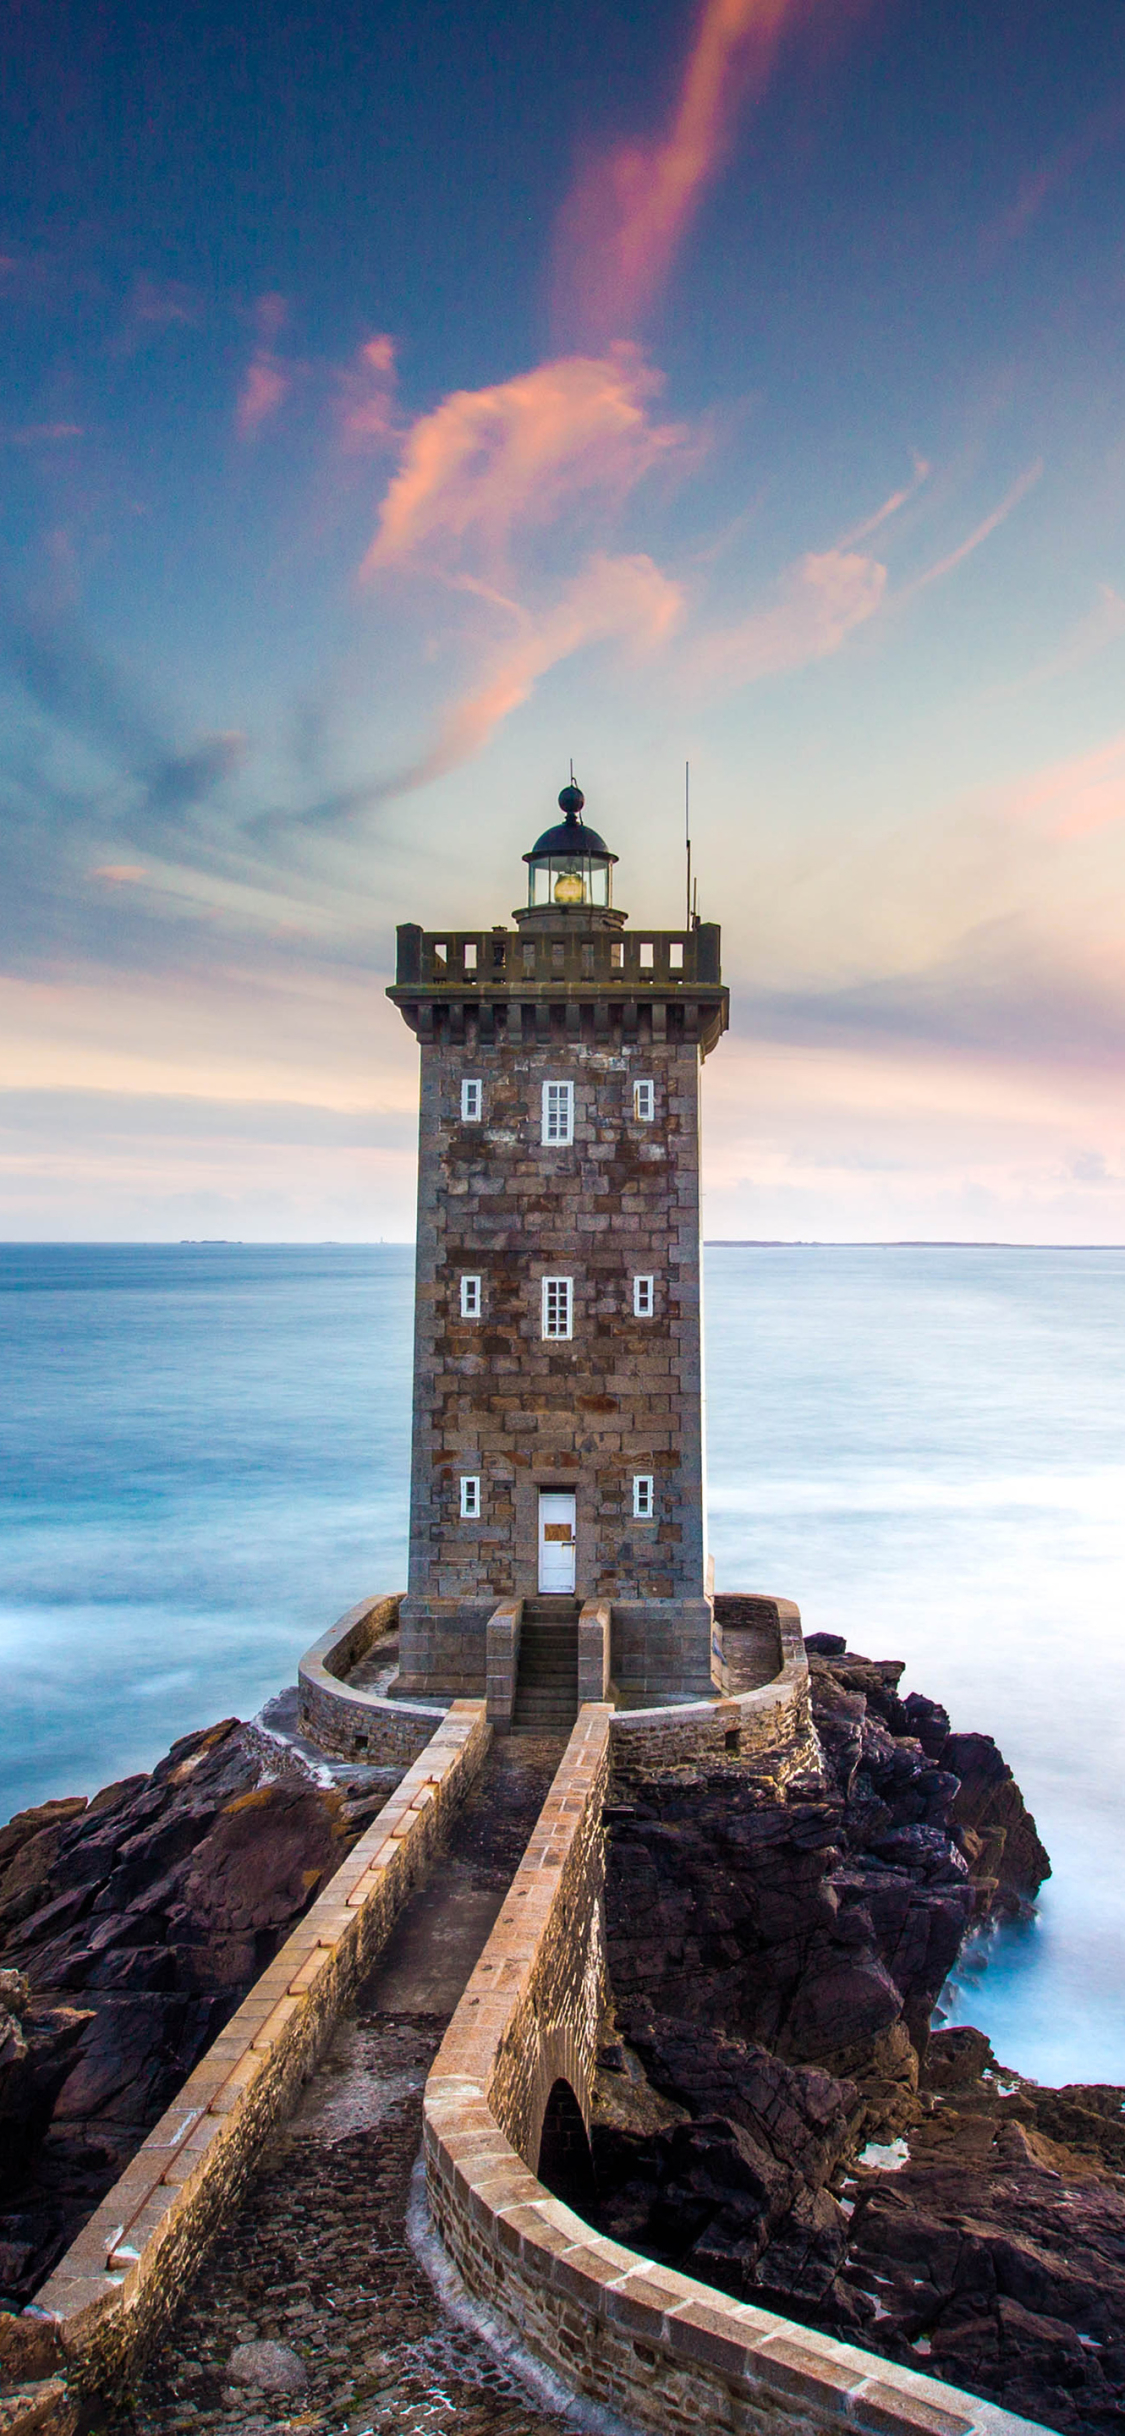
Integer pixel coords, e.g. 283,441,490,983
536,2077,597,2219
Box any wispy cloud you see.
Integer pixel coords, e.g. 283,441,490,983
992,584,1125,698
998,730,1125,842
2,423,84,446
384,551,684,795
235,293,292,439
690,545,886,689
336,334,398,452
360,345,687,577
897,460,1043,602
984,92,1125,256
553,0,817,343
836,454,930,548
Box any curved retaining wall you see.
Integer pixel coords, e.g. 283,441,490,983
26,1701,490,2411
609,1595,811,1775
423,1705,1046,2436
296,1593,448,1762
299,1588,811,1774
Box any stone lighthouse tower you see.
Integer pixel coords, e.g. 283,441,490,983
387,782,728,1712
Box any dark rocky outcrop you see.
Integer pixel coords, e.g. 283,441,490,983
593,1640,1125,2436
0,1719,396,2312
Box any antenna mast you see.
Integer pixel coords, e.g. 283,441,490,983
685,760,691,929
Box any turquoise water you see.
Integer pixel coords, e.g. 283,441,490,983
1,1242,1122,2083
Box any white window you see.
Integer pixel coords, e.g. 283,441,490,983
669,940,684,971
639,940,654,970
634,1079,655,1122
541,1080,574,1145
434,942,447,970
633,1474,654,1519
461,1078,483,1122
634,1274,655,1317
463,940,477,972
460,1475,481,1519
541,1275,573,1339
460,1274,482,1318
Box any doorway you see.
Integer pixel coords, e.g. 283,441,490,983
538,1490,576,1594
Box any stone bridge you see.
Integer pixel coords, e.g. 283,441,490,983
8,1601,1049,2436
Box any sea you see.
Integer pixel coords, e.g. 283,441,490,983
1,1242,1122,2087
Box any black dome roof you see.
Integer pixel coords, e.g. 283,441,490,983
524,782,616,864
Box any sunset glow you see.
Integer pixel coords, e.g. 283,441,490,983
4,0,1125,1241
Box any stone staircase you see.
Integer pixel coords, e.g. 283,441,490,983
511,1600,580,1735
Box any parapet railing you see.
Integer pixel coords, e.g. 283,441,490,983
423,1705,1047,2436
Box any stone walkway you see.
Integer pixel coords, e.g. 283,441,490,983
117,1739,581,2436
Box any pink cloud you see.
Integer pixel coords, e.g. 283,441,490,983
336,334,398,452
999,732,1125,841
984,93,1125,257
837,454,930,548
387,552,684,792
360,345,687,576
690,546,886,689
4,423,83,445
92,865,148,884
235,294,292,439
552,0,817,342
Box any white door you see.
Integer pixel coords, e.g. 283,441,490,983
538,1492,577,1594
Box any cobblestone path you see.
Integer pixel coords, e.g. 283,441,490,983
116,1740,580,2436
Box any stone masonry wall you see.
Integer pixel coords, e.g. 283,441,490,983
407,1029,706,1606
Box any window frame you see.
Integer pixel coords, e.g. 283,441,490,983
634,1078,655,1122
541,1275,574,1340
633,1273,655,1318
460,1475,481,1519
541,1079,575,1146
460,1273,482,1319
633,1473,655,1520
461,1078,483,1122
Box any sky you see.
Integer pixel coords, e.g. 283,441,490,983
4,0,1125,1242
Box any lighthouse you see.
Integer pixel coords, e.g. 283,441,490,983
387,783,729,1713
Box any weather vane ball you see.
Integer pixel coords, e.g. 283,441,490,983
558,781,585,818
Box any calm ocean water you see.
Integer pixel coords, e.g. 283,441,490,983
2,1242,1122,2084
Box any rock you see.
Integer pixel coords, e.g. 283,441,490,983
225,2339,308,2392
0,2309,62,2382
926,2024,994,2089
0,2374,78,2436
0,1720,380,2307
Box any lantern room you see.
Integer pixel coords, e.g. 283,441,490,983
523,782,617,909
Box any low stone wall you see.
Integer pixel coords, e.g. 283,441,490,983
297,1593,448,1761
423,1706,1046,2436
610,1595,811,1777
26,1701,490,2415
